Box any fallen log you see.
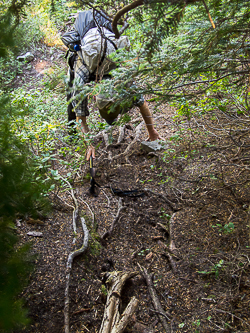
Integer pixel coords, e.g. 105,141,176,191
99,271,139,333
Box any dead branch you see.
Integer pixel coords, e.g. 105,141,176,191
149,308,171,321
157,215,178,274
101,189,111,207
72,308,91,315
102,198,125,239
132,320,154,333
99,271,139,333
138,264,170,333
64,217,89,333
213,308,250,327
157,241,180,260
112,0,144,38
202,0,216,29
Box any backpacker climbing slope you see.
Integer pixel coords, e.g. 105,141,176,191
61,9,163,161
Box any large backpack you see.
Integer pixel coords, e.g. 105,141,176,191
78,27,130,75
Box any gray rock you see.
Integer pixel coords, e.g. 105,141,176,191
141,140,168,153
17,52,35,62
27,231,43,237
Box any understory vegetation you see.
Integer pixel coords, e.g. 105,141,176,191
0,0,250,332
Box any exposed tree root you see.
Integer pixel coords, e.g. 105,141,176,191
165,253,178,274
64,217,89,333
63,178,79,235
157,213,178,274
138,264,171,333
117,125,126,144
168,213,177,251
102,130,109,146
132,319,154,333
78,197,96,228
111,121,144,163
144,188,178,211
102,130,112,160
99,271,139,333
102,198,125,239
53,193,74,210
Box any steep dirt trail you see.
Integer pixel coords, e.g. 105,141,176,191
16,43,250,333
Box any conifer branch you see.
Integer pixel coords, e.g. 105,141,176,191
202,0,216,29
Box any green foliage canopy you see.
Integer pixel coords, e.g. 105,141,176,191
73,0,250,109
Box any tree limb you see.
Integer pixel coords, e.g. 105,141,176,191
202,0,216,29
112,0,144,38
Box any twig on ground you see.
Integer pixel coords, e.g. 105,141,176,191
72,308,91,315
54,193,74,210
102,197,126,239
149,308,171,321
157,222,169,235
64,217,89,333
213,308,250,327
138,263,170,333
158,241,180,260
101,188,111,207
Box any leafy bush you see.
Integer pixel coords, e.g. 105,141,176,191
0,220,33,331
0,2,53,330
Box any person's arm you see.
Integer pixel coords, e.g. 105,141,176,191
138,101,162,141
76,116,95,160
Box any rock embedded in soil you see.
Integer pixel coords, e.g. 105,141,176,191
17,52,35,62
141,140,168,153
27,231,43,237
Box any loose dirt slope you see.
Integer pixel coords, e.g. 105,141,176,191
16,43,250,333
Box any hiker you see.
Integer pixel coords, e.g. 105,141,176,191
61,10,162,160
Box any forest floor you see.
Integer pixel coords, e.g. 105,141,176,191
15,43,250,333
